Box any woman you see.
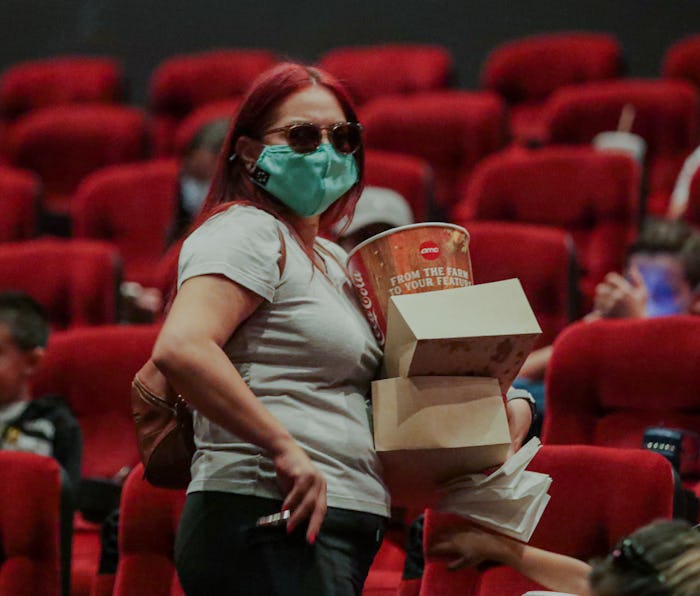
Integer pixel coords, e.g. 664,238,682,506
152,63,389,595
429,519,700,595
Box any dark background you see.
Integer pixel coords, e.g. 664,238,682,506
1,0,699,105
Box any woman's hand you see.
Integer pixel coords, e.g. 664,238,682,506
272,438,327,543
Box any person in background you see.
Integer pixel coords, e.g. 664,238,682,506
0,290,82,596
428,519,700,596
667,145,700,220
0,291,81,487
516,218,700,410
166,118,230,246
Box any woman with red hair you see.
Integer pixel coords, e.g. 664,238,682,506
152,62,389,595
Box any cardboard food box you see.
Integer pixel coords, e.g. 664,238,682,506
372,376,511,504
383,279,541,392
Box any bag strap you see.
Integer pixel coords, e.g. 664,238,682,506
277,227,287,276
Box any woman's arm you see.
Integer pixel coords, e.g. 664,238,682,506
429,527,592,596
152,274,326,542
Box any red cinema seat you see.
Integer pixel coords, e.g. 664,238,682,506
319,44,453,107
544,78,700,214
0,239,121,329
421,445,674,596
363,91,507,214
112,465,186,596
0,452,63,596
149,49,277,155
365,149,434,222
481,32,622,144
6,105,148,215
466,222,576,347
543,317,700,465
172,99,239,156
453,146,639,309
72,160,179,286
0,164,39,241
663,34,700,92
32,324,160,596
0,56,123,121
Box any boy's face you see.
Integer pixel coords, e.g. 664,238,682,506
0,323,39,405
628,253,693,316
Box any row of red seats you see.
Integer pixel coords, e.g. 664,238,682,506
10,315,695,594
0,77,695,222
3,32,700,147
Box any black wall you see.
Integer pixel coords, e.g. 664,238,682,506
2,1,699,105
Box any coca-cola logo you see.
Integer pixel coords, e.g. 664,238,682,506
419,241,440,261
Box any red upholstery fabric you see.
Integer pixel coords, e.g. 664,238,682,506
663,34,700,91
319,44,453,106
0,239,120,328
149,49,277,154
113,464,186,596
72,159,179,286
172,98,240,155
421,445,674,596
363,91,507,212
365,149,434,221
0,164,39,241
453,146,639,308
543,317,700,475
0,452,62,596
545,78,700,206
6,105,148,213
32,325,160,595
0,56,123,120
481,33,622,143
466,221,575,347
363,528,407,595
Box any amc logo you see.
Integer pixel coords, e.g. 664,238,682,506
419,241,440,260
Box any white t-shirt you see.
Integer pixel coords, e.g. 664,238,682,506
178,204,390,517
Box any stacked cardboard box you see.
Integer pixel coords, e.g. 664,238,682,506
372,278,542,505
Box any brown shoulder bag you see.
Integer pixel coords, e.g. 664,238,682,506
131,227,287,489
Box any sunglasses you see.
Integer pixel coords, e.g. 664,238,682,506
263,122,363,155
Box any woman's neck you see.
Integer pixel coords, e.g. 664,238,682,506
289,214,320,250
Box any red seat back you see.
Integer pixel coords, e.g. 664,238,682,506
6,105,148,212
319,44,453,106
481,32,622,105
685,163,700,228
543,317,700,463
0,239,120,329
467,221,575,346
149,50,277,155
365,149,434,221
454,146,639,307
421,445,674,596
32,325,160,479
0,164,39,241
545,78,700,200
72,159,179,285
663,34,700,91
363,91,507,212
0,452,62,596
113,464,186,596
0,56,123,120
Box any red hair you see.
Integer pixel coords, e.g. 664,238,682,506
189,62,364,246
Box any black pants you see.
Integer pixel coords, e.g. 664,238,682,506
175,492,387,596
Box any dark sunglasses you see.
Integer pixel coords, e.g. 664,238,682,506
263,122,363,155
610,538,666,585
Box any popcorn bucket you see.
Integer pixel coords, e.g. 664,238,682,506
347,223,472,345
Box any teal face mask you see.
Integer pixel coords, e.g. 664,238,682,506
250,143,359,217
